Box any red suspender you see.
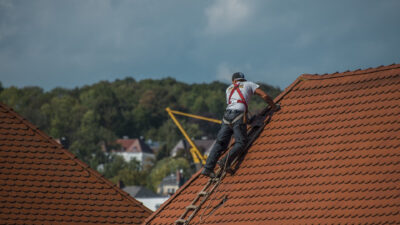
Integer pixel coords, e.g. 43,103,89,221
228,83,238,104
228,83,248,112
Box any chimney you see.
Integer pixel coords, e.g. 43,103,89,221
60,136,69,149
117,180,125,189
176,169,184,187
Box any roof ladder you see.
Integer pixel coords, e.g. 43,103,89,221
174,169,226,225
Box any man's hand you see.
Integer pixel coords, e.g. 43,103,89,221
255,88,279,111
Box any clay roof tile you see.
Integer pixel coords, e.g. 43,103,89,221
144,63,400,225
0,103,152,224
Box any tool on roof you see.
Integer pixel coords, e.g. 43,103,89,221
166,107,221,167
175,105,278,225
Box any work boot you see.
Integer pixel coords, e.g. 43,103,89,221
201,168,216,178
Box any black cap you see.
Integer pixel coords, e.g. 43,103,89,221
232,72,245,81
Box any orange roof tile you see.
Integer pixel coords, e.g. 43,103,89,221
0,103,152,224
144,63,400,224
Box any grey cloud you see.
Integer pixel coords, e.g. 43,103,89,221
0,0,399,90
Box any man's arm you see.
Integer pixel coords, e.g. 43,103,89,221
254,88,278,110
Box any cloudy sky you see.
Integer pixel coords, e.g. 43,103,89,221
1,0,399,90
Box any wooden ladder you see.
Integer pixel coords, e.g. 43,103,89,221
175,169,226,225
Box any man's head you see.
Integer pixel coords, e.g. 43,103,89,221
232,72,246,83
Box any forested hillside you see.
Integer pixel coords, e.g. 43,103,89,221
0,78,281,190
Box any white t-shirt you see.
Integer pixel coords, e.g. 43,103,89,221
225,81,260,111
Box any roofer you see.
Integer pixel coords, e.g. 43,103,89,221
201,72,279,178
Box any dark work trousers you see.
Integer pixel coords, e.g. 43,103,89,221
204,109,248,171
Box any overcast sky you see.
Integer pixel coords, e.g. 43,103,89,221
0,0,399,90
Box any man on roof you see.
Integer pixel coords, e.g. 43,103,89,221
201,72,279,178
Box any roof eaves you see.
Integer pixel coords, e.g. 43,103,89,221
1,103,153,215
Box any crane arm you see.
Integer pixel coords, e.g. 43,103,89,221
167,108,221,124
166,107,221,165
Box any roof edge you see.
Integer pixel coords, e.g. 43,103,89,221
0,102,153,215
273,63,400,103
273,75,307,103
301,63,400,80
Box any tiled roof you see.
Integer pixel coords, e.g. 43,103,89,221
116,139,154,154
144,63,400,225
0,103,152,224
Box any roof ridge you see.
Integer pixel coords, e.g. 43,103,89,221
0,102,152,215
272,63,400,105
300,63,400,80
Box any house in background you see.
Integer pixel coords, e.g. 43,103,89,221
111,137,155,167
122,185,169,211
171,138,215,158
0,103,152,224
157,170,185,196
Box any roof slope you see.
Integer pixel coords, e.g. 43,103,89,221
144,64,400,225
0,103,152,224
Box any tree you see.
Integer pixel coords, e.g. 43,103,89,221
69,109,115,168
148,157,191,191
109,158,148,186
79,81,124,133
102,155,127,179
0,77,282,188
41,95,82,139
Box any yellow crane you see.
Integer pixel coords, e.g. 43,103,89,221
166,107,221,165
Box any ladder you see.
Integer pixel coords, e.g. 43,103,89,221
175,168,226,225
174,107,276,225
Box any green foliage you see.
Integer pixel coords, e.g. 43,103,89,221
0,86,50,130
148,157,191,191
155,144,170,161
104,155,148,186
0,77,281,188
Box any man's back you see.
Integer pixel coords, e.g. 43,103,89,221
225,81,260,112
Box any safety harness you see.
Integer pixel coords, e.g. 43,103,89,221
224,82,248,125
228,82,248,112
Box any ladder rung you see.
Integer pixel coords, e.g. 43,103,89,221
198,191,207,196
175,219,187,224
186,205,197,210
